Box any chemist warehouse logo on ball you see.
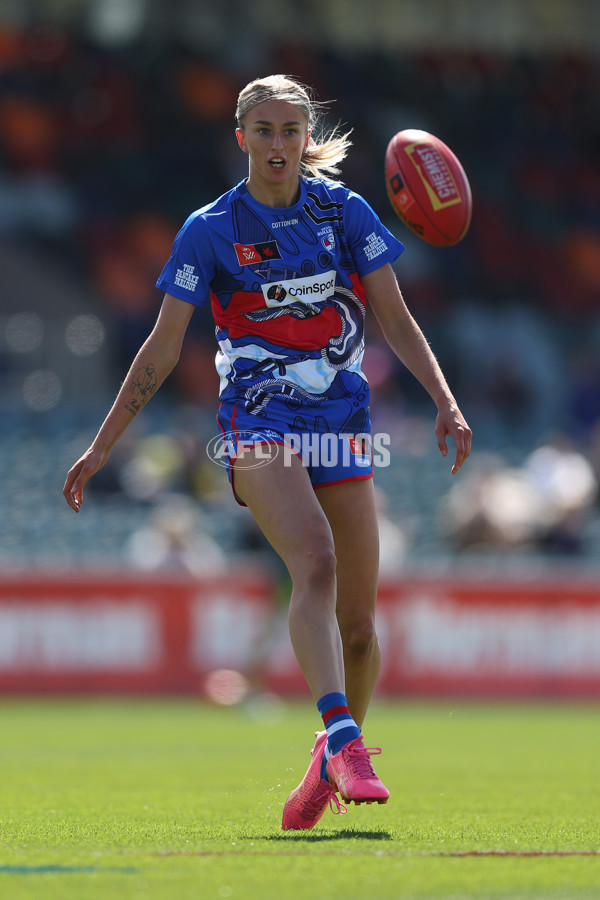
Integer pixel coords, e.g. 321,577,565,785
206,431,391,469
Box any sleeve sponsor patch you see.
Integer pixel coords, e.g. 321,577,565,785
174,263,200,292
363,232,389,261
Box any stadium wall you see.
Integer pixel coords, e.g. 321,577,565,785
2,573,600,698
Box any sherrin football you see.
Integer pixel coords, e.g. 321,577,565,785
385,129,472,246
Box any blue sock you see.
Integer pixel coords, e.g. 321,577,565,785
317,691,361,780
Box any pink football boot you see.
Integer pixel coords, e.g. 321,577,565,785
282,731,346,830
326,736,389,805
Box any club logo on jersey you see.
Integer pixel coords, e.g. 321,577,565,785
234,241,281,266
318,226,336,251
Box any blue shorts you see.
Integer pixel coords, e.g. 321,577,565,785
215,403,373,506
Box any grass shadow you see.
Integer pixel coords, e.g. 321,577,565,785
267,828,394,842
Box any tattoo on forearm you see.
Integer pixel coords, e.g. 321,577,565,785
124,363,158,415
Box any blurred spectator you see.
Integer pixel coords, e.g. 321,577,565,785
524,435,598,555
126,494,226,575
441,453,542,551
442,436,598,557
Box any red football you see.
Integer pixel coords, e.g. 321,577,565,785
385,129,472,246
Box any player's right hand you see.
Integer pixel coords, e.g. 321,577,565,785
63,448,107,513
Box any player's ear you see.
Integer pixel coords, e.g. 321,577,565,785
304,131,311,151
236,129,247,153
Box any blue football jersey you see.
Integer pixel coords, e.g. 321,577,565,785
157,177,405,436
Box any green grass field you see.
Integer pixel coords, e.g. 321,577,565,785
1,697,600,899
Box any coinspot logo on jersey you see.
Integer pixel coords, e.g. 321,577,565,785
206,431,391,469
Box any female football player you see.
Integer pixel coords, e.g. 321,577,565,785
64,74,471,830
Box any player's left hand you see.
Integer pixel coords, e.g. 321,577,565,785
435,403,472,474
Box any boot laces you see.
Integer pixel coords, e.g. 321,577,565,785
347,743,382,779
302,783,347,820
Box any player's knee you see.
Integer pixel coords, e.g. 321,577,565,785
301,547,337,590
341,618,378,661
